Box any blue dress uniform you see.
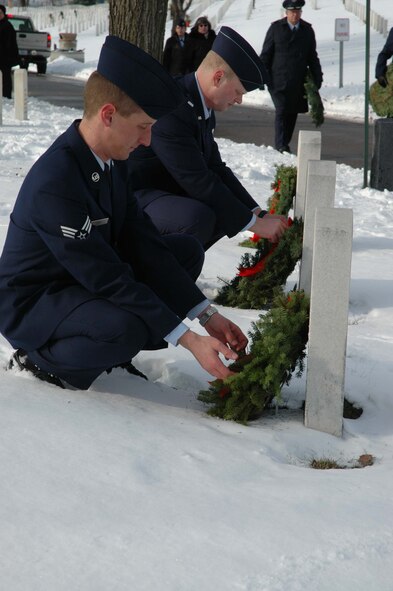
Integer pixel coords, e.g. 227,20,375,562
129,26,269,250
375,28,393,82
0,36,207,390
260,0,323,152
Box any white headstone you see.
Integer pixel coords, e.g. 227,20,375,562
295,130,321,220
14,68,28,121
305,208,353,437
299,160,336,295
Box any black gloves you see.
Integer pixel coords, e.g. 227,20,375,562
377,75,388,88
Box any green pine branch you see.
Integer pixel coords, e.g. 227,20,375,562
198,289,310,423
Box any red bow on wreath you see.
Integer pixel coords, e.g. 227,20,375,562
238,217,293,277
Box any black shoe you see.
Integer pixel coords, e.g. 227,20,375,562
278,145,291,154
8,349,65,389
106,360,148,380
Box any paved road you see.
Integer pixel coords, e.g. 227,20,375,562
28,72,372,169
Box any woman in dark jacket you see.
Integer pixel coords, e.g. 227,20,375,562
0,4,20,98
185,16,216,72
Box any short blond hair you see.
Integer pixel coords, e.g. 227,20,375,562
200,50,236,79
83,71,142,118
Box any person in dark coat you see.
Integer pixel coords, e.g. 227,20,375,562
184,15,216,72
0,35,247,390
129,26,288,251
162,18,189,76
375,27,393,87
260,0,323,153
0,4,19,98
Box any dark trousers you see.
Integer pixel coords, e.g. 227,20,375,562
274,108,298,151
1,67,12,99
28,234,204,389
136,189,224,251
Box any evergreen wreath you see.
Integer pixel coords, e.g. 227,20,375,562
215,219,303,309
304,70,325,128
216,165,301,309
370,63,393,118
239,164,297,249
198,289,310,423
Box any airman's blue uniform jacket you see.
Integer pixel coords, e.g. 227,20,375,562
129,73,259,238
0,121,205,351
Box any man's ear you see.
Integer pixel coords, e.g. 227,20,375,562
212,69,225,87
101,103,116,127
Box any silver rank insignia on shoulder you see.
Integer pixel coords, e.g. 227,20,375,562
92,172,100,182
61,216,92,240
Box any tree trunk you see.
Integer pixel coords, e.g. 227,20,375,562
170,0,193,32
109,0,168,62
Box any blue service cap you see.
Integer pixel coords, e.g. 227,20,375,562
212,26,269,91
97,35,183,119
283,0,305,9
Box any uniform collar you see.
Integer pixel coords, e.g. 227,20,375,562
194,72,211,120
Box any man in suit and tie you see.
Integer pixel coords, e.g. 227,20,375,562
0,36,247,390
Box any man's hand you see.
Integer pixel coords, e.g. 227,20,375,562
178,330,239,379
378,75,388,88
250,213,288,242
202,311,248,352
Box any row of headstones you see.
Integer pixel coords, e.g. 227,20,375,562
295,130,353,438
0,69,28,125
9,5,109,35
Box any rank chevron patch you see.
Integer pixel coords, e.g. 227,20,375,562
60,216,92,240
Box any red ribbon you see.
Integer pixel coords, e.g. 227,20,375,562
238,218,293,277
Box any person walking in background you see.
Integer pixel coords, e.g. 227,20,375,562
375,27,393,88
260,0,323,153
0,36,248,390
0,4,19,99
185,15,216,72
163,18,189,76
129,26,288,251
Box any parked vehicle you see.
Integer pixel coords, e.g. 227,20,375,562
7,14,51,74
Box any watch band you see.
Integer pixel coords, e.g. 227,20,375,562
198,305,218,327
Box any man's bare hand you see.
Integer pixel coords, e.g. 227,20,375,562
250,213,288,242
178,330,239,379
203,312,248,352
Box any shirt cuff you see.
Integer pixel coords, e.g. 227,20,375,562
165,299,211,346
165,322,190,346
241,213,256,232
187,299,210,321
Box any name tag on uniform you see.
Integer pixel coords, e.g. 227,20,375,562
91,218,109,226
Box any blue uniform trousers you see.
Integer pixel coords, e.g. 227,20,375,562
136,189,226,251
274,108,298,151
27,234,204,389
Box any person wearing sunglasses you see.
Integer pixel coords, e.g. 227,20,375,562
185,15,216,72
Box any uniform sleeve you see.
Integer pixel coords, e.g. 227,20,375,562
307,28,323,89
162,38,171,71
29,189,197,345
260,25,275,76
376,28,393,78
150,108,257,238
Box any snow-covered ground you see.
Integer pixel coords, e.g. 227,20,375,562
1,1,393,589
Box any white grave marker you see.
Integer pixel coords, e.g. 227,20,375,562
295,131,321,221
14,68,28,121
305,207,353,437
299,160,336,295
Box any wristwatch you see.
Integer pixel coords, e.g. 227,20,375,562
198,305,218,327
